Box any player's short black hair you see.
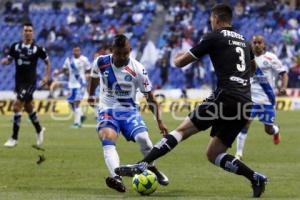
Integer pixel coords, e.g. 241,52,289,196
112,34,129,48
23,22,33,28
211,3,232,23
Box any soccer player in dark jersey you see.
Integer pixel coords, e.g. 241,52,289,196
115,4,268,198
1,22,51,148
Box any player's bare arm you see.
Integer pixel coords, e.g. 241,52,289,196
174,52,197,68
87,77,99,107
250,59,256,76
42,58,51,84
278,71,288,95
54,68,68,76
144,91,168,135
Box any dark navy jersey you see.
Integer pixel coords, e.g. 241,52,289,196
8,41,48,85
189,27,254,101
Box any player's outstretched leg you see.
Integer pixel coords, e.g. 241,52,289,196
265,124,280,145
115,131,182,177
102,138,126,192
134,131,169,186
235,128,248,160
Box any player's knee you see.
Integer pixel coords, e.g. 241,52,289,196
134,132,153,151
99,128,118,142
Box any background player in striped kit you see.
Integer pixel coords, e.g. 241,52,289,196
235,35,288,160
55,45,91,128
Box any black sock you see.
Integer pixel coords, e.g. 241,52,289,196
140,134,178,164
12,113,22,140
29,112,42,133
216,153,255,182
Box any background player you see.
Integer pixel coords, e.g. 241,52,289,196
55,45,91,128
235,35,288,160
1,22,51,147
115,4,268,198
88,34,169,192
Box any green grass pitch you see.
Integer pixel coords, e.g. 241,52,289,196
0,111,299,200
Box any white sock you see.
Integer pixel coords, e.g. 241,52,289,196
74,107,82,125
170,130,183,143
272,125,280,135
103,145,119,177
134,132,154,166
236,131,248,156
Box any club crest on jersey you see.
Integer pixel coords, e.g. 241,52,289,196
27,48,34,55
263,61,269,66
124,74,132,82
104,71,109,77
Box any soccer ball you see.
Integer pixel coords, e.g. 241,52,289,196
132,170,158,195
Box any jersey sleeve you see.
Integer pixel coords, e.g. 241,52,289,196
83,57,91,71
137,65,152,93
8,43,16,59
37,46,48,60
90,57,100,78
62,58,69,69
271,55,286,74
189,33,214,59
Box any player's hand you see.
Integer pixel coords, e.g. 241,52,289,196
41,76,50,87
278,88,287,96
157,120,168,136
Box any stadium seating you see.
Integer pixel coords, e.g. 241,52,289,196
0,0,299,90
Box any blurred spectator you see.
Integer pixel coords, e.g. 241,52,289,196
2,44,10,57
22,0,31,15
4,1,13,14
289,56,300,88
67,12,77,26
157,57,169,87
48,26,56,43
52,0,62,11
87,24,105,43
56,26,71,43
2,0,300,90
38,26,49,42
75,1,85,10
234,2,244,17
